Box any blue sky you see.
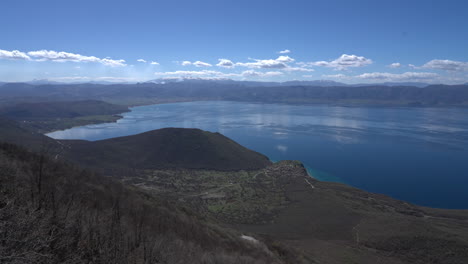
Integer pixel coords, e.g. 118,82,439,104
1,0,467,83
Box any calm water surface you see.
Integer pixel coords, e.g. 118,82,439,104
47,101,468,209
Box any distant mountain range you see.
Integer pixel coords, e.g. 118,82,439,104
144,78,432,88
1,79,468,107
145,78,349,87
0,78,438,88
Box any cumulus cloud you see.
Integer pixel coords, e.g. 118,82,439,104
236,60,285,69
307,54,372,70
26,50,126,67
0,49,126,67
421,59,468,72
389,62,402,68
357,72,438,81
193,61,212,67
276,55,294,63
150,61,160,65
216,59,235,68
100,58,127,67
27,50,97,62
0,49,31,60
180,60,212,67
236,56,294,69
278,49,291,54
137,59,147,63
217,56,299,71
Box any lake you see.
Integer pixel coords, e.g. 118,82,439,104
47,101,468,209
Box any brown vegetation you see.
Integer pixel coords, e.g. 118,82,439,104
0,143,304,263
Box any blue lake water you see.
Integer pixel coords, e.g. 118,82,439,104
47,101,468,209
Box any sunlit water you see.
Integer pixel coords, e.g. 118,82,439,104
47,101,468,209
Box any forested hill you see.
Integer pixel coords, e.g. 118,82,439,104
61,128,272,171
1,81,468,107
0,100,129,133
0,116,62,152
0,100,128,120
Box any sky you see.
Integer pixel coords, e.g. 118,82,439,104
1,0,467,84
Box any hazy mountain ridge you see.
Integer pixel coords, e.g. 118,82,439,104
1,78,434,88
1,80,467,107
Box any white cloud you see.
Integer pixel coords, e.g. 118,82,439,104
357,72,438,81
389,62,402,68
193,61,212,67
216,59,235,68
307,54,372,70
150,61,160,65
100,58,126,67
137,59,147,63
26,50,126,67
0,49,31,60
236,60,286,69
27,50,97,62
236,56,294,69
180,60,212,67
276,55,294,63
218,56,302,71
421,59,468,72
0,49,126,67
278,49,291,54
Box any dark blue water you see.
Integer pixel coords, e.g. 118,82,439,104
47,101,468,209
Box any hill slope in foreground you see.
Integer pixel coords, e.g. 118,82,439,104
0,143,301,264
1,119,468,264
